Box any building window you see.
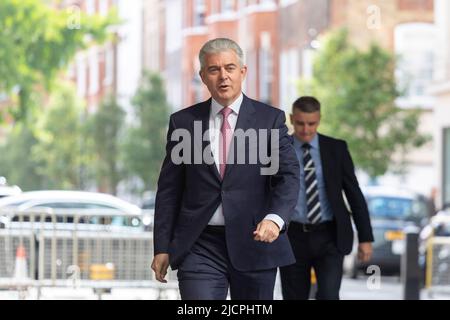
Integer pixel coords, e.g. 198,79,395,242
99,0,109,16
86,0,96,15
246,50,257,99
280,0,299,7
76,55,87,97
221,0,234,12
88,49,99,95
103,47,114,86
280,48,300,113
302,48,315,80
194,0,206,26
211,0,219,14
259,32,272,104
192,57,203,103
444,128,450,206
395,23,436,108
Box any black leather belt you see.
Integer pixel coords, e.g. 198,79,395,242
205,225,226,233
289,221,334,233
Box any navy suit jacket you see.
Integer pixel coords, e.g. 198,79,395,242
292,133,374,255
154,95,300,271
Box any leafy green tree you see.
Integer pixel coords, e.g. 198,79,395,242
31,82,89,189
87,96,125,195
0,0,116,121
0,122,46,191
302,29,429,178
122,72,171,192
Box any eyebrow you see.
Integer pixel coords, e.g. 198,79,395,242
296,120,317,124
207,63,238,71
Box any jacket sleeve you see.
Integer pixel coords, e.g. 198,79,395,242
153,115,185,254
268,111,300,227
341,141,374,243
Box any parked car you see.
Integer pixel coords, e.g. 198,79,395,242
420,206,450,239
141,190,155,231
344,185,433,278
0,191,147,282
0,176,22,199
418,206,450,283
0,190,144,232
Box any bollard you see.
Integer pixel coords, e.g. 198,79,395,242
309,268,317,299
401,226,420,300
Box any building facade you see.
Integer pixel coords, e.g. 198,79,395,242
430,0,450,208
180,0,280,107
62,0,119,112
145,0,436,196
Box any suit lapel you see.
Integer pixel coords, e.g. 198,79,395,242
318,134,332,190
234,94,257,132
193,98,222,182
222,94,256,181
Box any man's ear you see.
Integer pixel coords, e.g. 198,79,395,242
241,65,248,79
199,70,205,84
289,114,294,125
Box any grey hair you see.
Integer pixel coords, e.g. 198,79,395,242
199,38,245,70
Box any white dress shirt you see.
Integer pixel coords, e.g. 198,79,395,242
207,93,284,230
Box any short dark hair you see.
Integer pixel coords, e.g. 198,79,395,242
292,96,321,113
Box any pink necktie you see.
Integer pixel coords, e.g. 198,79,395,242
219,107,233,179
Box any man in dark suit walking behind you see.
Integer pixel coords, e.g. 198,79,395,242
280,96,374,300
151,38,300,300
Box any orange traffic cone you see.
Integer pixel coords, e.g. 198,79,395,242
13,245,29,281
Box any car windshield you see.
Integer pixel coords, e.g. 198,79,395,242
142,198,155,210
366,196,427,220
435,222,450,236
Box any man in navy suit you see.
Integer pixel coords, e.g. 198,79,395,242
280,96,374,300
151,38,300,300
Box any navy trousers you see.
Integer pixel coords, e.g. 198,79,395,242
177,226,277,300
279,221,344,300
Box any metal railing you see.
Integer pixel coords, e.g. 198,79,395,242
0,208,178,299
425,236,450,296
424,214,450,297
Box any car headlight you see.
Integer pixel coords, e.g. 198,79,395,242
142,216,152,226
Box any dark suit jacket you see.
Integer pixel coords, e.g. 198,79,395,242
293,133,373,255
154,94,300,272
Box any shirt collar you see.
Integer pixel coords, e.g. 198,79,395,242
211,93,243,117
293,133,319,150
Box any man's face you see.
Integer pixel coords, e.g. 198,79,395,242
199,50,247,107
290,110,320,143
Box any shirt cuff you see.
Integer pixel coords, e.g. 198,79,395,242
264,214,285,231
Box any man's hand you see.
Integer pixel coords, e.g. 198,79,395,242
151,253,169,283
358,242,372,263
253,219,280,243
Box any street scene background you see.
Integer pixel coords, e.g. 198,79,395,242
1,0,450,300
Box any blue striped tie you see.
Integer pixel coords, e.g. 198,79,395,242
302,143,322,224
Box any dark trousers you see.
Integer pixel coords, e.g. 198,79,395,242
280,221,344,300
177,226,277,300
